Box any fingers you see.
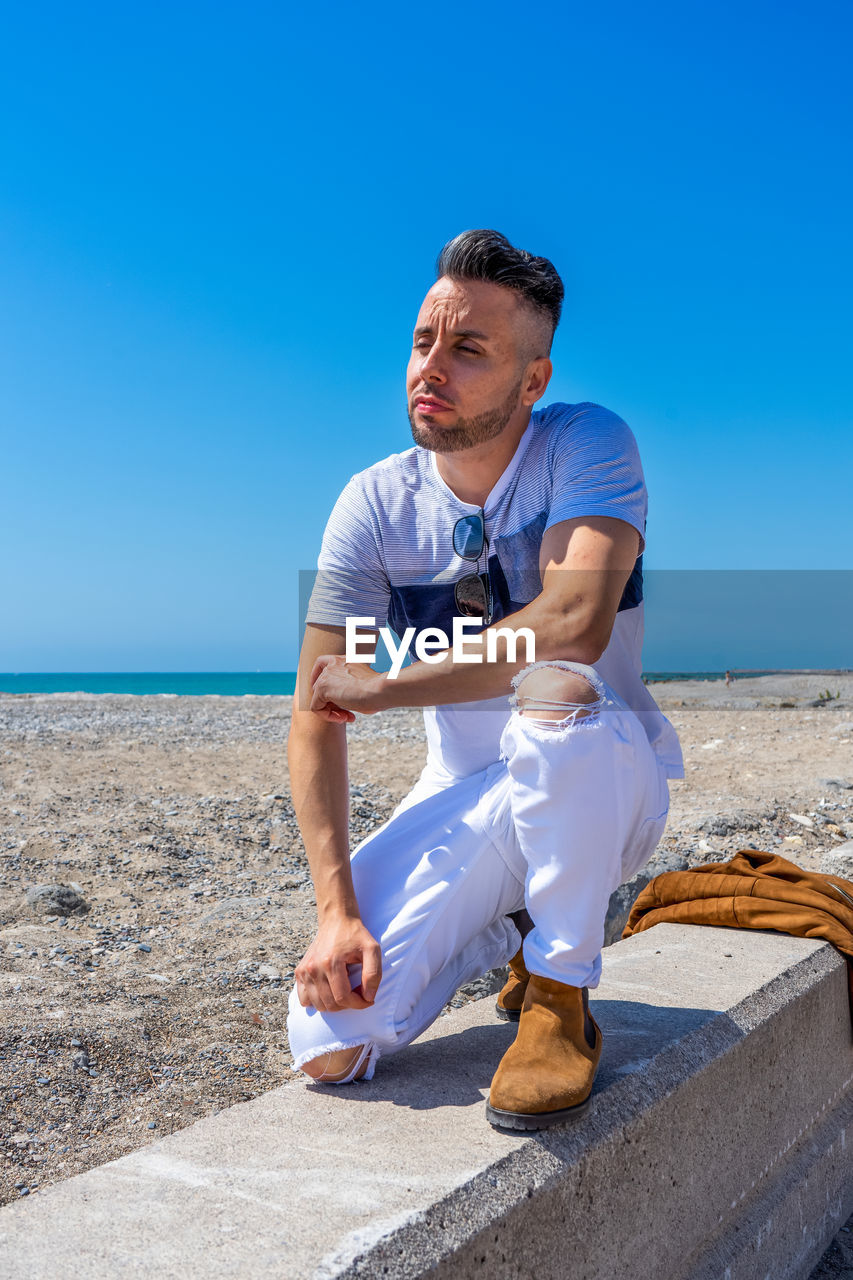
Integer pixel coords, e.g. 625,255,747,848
307,654,360,723
295,924,384,1014
308,674,356,723
310,705,356,725
308,654,336,687
359,942,382,1004
327,957,371,1011
296,967,345,1012
308,653,342,691
308,692,355,723
295,958,370,1013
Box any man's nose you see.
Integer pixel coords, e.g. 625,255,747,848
419,340,447,383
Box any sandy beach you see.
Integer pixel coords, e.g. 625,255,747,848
2,672,852,1222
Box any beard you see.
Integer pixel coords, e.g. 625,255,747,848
408,378,523,453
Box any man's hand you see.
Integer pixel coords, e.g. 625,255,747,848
294,914,382,1012
309,654,387,721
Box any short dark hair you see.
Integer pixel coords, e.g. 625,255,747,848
436,229,564,339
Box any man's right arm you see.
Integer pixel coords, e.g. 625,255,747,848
288,623,382,1013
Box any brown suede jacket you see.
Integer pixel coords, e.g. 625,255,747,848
622,850,853,1012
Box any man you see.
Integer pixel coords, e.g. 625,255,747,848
287,230,683,1130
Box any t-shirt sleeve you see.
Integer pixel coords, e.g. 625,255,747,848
305,475,391,627
542,403,647,551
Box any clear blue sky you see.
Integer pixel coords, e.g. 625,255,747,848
2,1,851,671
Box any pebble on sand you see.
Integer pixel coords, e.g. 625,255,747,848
25,884,90,916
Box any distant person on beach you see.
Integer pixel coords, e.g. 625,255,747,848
286,230,683,1130
725,670,733,686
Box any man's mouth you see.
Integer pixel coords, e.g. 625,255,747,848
414,395,453,415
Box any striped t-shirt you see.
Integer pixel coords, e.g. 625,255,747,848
307,401,683,781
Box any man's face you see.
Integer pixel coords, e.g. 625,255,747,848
406,277,547,454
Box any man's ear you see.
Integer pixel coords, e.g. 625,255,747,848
521,356,552,406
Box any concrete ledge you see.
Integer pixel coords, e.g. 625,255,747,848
2,925,852,1279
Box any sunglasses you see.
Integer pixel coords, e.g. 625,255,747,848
452,510,493,625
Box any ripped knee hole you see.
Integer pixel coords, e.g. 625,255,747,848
516,696,602,729
302,1044,369,1083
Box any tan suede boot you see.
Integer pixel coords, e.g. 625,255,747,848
486,974,602,1130
495,947,530,1022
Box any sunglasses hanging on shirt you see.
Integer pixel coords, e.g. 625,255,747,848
452,510,493,626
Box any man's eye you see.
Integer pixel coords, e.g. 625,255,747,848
458,346,478,354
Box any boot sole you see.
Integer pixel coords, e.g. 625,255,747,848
485,1095,592,1131
494,1002,521,1023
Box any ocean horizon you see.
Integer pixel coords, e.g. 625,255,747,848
0,670,814,697
0,673,301,697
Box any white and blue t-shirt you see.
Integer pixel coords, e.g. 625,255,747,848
307,401,684,781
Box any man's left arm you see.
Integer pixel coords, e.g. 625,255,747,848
309,515,640,717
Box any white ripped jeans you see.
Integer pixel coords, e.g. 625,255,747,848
287,661,670,1082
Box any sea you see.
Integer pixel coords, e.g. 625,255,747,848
0,671,754,696
0,673,301,696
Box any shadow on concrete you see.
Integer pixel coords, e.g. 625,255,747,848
593,997,720,1092
307,1020,517,1110
308,997,720,1113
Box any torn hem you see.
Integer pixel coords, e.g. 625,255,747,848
292,1039,379,1083
512,712,606,742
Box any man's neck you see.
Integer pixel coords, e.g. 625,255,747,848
433,412,531,508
